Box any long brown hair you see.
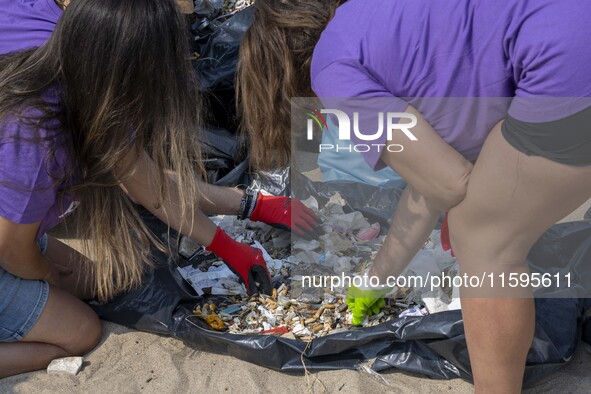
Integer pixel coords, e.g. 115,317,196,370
0,0,203,301
236,0,342,170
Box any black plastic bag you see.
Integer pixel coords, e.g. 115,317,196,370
92,178,590,386
191,7,255,184
201,126,251,186
193,7,254,92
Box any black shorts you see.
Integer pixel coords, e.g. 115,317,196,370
502,105,591,166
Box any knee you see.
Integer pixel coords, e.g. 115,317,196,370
67,310,102,356
429,164,471,212
448,209,531,271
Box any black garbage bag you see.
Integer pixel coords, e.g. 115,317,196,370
191,6,254,132
193,6,254,92
92,177,591,387
191,7,255,185
201,126,251,186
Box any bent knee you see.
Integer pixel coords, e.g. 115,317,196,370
66,310,102,356
429,164,471,211
448,210,533,269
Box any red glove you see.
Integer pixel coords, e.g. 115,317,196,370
206,227,272,295
249,193,320,239
440,212,455,257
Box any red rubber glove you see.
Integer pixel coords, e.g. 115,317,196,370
440,212,455,257
206,227,272,295
249,193,320,239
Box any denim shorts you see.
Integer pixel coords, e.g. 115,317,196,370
0,234,50,342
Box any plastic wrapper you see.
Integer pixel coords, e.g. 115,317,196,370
92,177,591,387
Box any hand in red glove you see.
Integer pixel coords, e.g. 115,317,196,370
249,193,320,239
206,227,272,295
440,212,455,257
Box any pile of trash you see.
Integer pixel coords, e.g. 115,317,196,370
178,192,461,341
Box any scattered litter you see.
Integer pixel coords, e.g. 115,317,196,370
178,192,460,341
47,357,83,376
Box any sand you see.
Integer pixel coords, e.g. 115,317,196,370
1,319,590,393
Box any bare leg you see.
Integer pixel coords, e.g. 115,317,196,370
449,123,591,393
0,286,101,378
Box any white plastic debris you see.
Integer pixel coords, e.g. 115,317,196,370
293,239,320,251
257,305,277,326
47,357,83,375
320,233,353,253
327,212,370,233
292,323,311,336
301,196,319,212
421,289,451,314
324,193,346,215
399,306,428,318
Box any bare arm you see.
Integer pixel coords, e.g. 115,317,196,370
0,217,53,281
369,105,472,280
162,170,244,216
118,151,220,247
194,178,243,216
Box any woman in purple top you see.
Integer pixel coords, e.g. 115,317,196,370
238,0,591,391
0,0,321,377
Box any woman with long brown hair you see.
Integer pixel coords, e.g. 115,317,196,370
237,0,591,391
0,0,318,377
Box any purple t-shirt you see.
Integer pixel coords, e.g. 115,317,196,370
0,0,61,54
311,0,591,169
0,0,71,239
0,112,75,239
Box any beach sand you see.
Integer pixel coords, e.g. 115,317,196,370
1,317,590,394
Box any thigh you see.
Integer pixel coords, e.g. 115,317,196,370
449,122,591,265
0,268,49,342
22,284,101,355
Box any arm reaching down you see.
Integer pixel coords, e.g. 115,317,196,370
117,151,274,294
348,106,472,324
369,105,472,281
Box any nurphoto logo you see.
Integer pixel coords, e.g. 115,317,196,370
305,108,419,153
